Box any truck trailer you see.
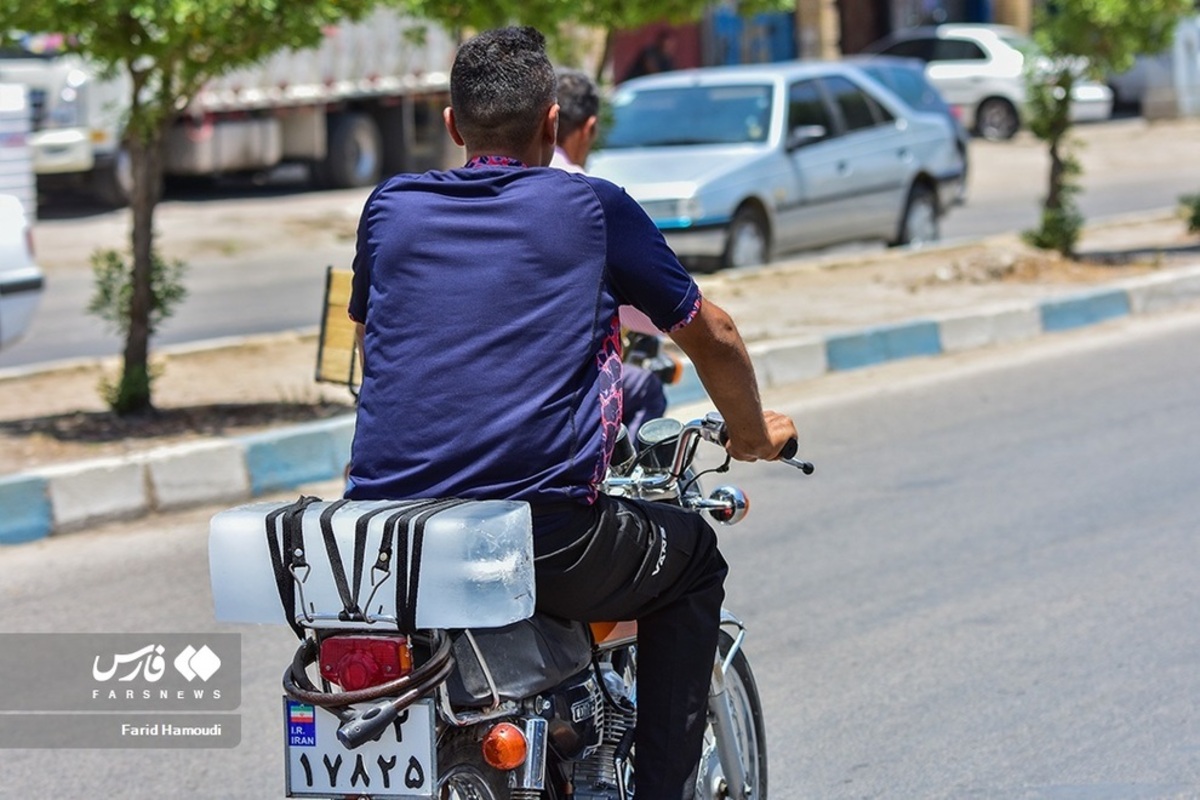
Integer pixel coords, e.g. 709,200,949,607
0,10,457,206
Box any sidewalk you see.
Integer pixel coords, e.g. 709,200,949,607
2,213,1199,544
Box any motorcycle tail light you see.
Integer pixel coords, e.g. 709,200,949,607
319,635,413,691
482,722,527,771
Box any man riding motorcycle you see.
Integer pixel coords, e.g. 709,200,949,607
345,26,797,800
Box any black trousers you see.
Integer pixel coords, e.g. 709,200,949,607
533,495,729,800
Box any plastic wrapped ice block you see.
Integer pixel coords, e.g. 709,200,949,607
209,499,535,630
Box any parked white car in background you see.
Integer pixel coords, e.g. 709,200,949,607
588,60,965,270
865,24,1114,141
0,193,43,351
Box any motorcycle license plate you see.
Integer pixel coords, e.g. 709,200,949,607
283,697,436,798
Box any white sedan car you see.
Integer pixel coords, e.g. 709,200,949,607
0,193,43,351
588,61,965,270
866,24,1114,141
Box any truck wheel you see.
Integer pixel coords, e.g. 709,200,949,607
91,149,134,208
318,112,383,189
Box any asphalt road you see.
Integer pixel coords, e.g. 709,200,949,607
2,115,1199,370
0,309,1197,797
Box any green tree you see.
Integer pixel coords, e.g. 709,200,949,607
1024,0,1191,257
0,0,384,414
404,0,792,82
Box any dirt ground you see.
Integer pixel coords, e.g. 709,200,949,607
1,208,1197,476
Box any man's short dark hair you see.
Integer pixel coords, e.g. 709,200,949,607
450,26,556,153
555,68,600,142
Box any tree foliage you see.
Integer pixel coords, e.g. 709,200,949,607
404,0,792,82
1023,0,1191,256
403,0,789,35
0,0,385,414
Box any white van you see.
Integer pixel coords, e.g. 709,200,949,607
0,193,42,351
0,82,41,351
0,82,34,216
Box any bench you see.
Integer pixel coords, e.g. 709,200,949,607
314,266,360,396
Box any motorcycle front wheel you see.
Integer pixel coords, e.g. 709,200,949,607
438,733,511,800
696,630,768,799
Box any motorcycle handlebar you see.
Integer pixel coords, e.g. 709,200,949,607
698,412,814,475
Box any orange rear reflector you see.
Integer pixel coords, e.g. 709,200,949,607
482,722,527,771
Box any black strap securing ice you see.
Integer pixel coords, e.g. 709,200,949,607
397,499,472,632
349,502,410,615
265,496,473,634
317,499,355,620
265,495,322,638
355,499,449,625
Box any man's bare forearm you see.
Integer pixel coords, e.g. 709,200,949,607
668,299,791,460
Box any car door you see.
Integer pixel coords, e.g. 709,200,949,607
774,78,850,251
815,75,912,238
922,37,993,113
878,36,989,119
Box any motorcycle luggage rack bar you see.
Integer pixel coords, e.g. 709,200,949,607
461,628,503,711
436,685,521,728
294,610,401,629
434,627,523,728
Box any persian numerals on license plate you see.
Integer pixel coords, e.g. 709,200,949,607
283,697,437,798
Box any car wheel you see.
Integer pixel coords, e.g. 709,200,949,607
953,142,969,205
722,205,769,270
975,98,1020,141
892,183,939,247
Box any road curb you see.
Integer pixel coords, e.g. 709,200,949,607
2,264,1199,544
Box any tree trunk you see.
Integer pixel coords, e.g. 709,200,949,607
1046,136,1064,212
596,28,616,85
116,131,165,416
1043,71,1074,215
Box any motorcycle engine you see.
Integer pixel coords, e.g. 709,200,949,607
543,668,603,760
571,663,637,800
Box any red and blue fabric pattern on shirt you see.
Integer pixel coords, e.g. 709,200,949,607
589,314,625,500
464,155,527,169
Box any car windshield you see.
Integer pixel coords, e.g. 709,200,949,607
604,84,773,148
861,64,948,114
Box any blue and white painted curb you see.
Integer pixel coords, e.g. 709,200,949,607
4,264,1200,545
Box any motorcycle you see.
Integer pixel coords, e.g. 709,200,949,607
208,411,813,799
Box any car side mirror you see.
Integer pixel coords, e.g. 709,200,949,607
786,124,827,150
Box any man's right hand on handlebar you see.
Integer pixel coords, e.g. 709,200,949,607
726,409,798,463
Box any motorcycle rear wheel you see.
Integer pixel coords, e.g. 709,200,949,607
438,733,511,799
696,631,768,799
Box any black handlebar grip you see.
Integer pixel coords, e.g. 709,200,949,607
778,438,798,460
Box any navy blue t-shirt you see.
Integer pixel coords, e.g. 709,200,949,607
345,157,701,509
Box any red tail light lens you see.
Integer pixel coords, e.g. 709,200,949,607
319,635,413,691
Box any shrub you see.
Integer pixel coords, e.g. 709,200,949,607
1180,193,1200,234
